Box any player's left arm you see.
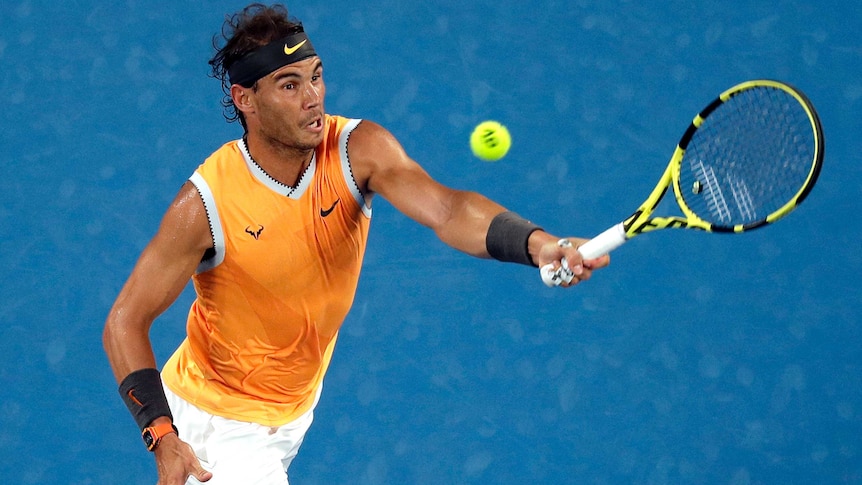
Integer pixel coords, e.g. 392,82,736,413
348,120,608,279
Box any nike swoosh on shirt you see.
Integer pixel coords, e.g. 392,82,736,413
320,199,340,217
284,40,308,55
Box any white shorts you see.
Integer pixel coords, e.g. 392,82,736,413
164,385,319,485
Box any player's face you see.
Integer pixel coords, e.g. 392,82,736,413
251,57,326,151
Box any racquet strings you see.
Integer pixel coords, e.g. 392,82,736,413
677,86,818,228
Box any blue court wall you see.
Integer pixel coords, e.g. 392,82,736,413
1,1,860,483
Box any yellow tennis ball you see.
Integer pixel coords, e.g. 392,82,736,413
470,120,511,161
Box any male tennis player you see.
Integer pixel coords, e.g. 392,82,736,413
103,3,609,484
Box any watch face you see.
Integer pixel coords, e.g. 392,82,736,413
142,424,174,451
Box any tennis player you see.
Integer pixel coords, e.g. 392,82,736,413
102,3,608,484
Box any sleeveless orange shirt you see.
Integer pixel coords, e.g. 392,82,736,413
162,115,371,426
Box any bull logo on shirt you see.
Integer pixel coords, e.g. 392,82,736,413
245,224,264,240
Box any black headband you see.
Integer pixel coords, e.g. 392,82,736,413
228,32,317,87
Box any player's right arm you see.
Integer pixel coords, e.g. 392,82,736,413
103,181,210,381
102,180,213,484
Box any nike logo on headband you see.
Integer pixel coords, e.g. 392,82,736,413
229,33,316,87
284,40,308,55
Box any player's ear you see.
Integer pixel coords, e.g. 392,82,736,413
231,84,254,114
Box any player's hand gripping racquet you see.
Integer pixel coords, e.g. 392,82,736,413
542,79,824,287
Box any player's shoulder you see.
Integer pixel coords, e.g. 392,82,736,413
171,180,207,218
345,118,402,155
324,114,382,136
335,117,411,195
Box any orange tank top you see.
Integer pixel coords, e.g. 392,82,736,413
162,115,371,426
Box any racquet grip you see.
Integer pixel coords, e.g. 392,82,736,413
539,223,627,287
577,223,627,259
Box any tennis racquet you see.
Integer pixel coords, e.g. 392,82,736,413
542,79,824,287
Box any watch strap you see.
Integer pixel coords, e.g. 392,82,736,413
142,421,178,451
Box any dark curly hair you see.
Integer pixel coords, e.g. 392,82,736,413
209,3,305,130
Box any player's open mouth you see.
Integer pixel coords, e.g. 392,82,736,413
306,117,323,132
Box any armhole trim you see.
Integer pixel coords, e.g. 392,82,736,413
339,118,372,218
190,172,225,273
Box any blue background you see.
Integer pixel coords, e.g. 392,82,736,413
1,1,860,483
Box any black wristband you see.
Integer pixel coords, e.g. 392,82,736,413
119,368,174,431
485,211,543,267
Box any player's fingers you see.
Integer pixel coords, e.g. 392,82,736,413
562,266,593,287
191,471,214,482
582,254,610,269
561,275,579,287
540,263,562,287
577,267,592,282
564,256,584,275
556,239,584,275
189,461,213,482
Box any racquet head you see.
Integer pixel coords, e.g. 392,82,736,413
671,80,824,233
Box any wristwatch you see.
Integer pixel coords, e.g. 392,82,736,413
142,421,178,451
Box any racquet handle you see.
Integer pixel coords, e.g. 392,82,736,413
540,223,627,287
575,223,627,259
